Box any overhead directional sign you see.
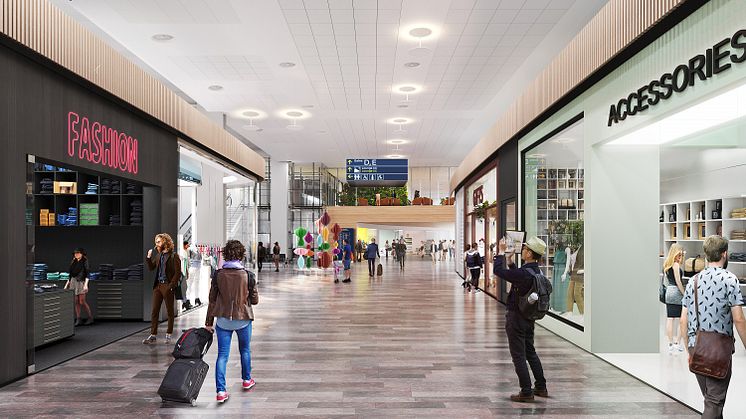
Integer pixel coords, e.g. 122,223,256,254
345,158,408,187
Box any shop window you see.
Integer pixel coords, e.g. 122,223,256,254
524,118,585,328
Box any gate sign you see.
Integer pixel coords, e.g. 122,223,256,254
345,158,408,187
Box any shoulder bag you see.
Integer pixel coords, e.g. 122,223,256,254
688,275,734,379
659,273,666,304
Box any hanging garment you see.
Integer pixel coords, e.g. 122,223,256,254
551,247,568,312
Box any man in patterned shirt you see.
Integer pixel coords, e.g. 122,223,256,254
680,235,746,418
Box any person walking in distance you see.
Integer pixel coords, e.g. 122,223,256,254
143,233,181,345
355,240,364,263
465,243,482,293
680,235,746,418
272,242,281,272
384,240,391,260
257,242,266,273
65,248,93,326
493,236,548,402
341,239,353,283
365,238,380,277
204,240,259,403
396,238,406,271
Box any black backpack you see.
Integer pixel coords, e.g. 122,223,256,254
518,268,553,320
172,327,213,359
466,252,481,268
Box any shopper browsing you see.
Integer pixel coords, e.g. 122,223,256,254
493,236,548,402
204,240,259,404
365,238,380,277
662,244,687,354
143,233,181,345
680,235,746,418
464,243,482,293
65,248,93,326
396,238,406,271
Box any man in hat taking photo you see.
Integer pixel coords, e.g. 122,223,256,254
494,236,548,402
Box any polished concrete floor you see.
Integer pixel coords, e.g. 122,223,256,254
0,259,696,418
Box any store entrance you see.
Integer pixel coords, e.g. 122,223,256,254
26,156,155,373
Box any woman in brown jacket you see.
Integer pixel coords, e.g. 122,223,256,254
204,240,259,403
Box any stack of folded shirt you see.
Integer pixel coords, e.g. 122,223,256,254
84,182,98,194
729,252,746,262
46,272,60,281
127,263,144,280
129,200,143,225
59,272,70,281
125,182,142,194
88,272,99,281
39,178,53,194
79,203,99,226
31,264,48,280
108,214,121,226
113,268,129,281
731,230,746,240
64,207,78,226
731,208,746,219
98,264,114,280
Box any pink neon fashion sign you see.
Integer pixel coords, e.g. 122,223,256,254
67,111,139,174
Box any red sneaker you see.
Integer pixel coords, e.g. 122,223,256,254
242,378,256,390
216,391,229,403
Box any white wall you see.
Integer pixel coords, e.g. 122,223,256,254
661,149,746,203
270,161,290,253
195,163,225,245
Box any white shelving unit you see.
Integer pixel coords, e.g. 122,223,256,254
535,167,584,278
659,197,746,281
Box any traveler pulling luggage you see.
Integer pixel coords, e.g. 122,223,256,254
158,327,213,406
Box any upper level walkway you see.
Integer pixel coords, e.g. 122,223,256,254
0,258,694,417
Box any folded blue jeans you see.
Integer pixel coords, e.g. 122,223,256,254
215,322,252,392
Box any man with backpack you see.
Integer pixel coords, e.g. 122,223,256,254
494,236,549,402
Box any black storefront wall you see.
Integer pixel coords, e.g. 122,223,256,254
0,42,178,385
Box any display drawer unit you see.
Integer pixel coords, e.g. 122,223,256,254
93,281,143,319
660,196,746,283
33,289,74,347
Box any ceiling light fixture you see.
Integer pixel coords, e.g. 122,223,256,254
386,154,405,159
388,117,412,135
236,109,267,131
279,62,296,68
387,139,408,145
280,109,309,131
151,34,174,42
397,104,409,108
208,85,223,91
393,84,422,104
402,25,438,57
404,62,421,68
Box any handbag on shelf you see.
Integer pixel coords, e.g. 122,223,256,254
684,255,705,277
688,275,734,379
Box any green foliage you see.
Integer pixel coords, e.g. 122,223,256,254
548,219,584,249
339,184,410,206
472,201,495,219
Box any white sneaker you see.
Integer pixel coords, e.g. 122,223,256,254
675,343,685,353
667,343,674,354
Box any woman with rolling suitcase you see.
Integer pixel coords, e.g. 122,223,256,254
204,240,259,403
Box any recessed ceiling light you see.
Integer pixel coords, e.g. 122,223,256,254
387,139,408,145
302,104,315,109
388,117,413,125
404,62,421,68
208,85,223,91
237,109,267,119
394,84,422,94
397,104,409,108
386,154,405,159
408,27,433,38
279,62,296,68
286,111,303,117
242,111,261,118
151,34,174,42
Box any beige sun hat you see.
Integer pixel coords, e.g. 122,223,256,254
524,236,547,256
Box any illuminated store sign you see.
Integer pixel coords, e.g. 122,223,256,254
345,158,408,186
607,29,746,127
67,111,139,174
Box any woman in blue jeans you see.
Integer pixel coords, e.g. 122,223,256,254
204,240,259,403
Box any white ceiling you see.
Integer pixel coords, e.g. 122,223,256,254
53,0,606,167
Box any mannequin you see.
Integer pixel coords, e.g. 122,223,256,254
562,245,584,315
551,244,569,312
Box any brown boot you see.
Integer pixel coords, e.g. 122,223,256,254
533,388,548,398
510,393,534,402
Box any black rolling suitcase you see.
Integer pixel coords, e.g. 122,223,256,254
158,358,209,406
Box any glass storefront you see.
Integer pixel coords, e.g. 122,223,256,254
523,119,585,328
464,168,496,291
